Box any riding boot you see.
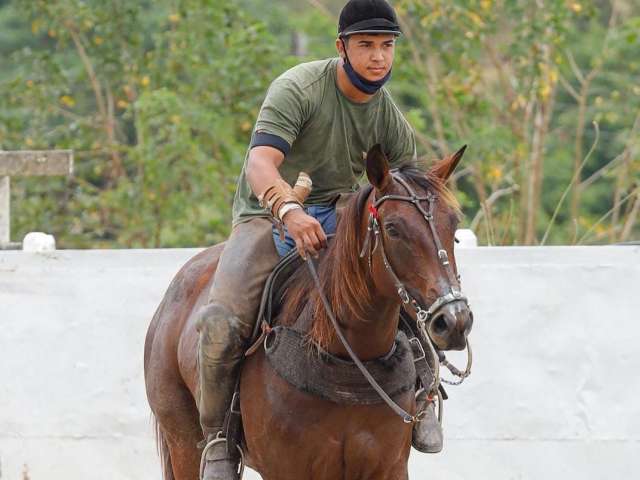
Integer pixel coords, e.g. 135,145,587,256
200,432,240,480
197,303,248,480
411,389,443,453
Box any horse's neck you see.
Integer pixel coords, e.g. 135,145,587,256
301,264,401,362
330,300,401,361
291,188,401,361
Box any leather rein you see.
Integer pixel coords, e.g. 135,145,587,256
306,171,473,424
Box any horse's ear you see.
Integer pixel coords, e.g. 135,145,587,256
431,145,467,181
365,144,391,191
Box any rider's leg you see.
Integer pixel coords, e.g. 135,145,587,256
196,217,279,479
412,389,443,453
399,311,444,454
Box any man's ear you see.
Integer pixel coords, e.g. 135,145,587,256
366,144,391,191
431,145,467,181
336,38,346,61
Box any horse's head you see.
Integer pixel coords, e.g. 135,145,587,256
363,145,473,351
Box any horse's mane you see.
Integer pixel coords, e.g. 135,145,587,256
279,165,459,350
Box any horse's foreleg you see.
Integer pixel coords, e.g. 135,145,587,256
156,391,202,480
164,431,201,480
151,375,202,480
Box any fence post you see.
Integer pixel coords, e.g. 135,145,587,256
0,150,73,249
0,176,9,245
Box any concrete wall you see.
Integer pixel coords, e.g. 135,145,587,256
1,246,639,480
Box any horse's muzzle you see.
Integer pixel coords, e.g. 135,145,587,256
428,299,473,351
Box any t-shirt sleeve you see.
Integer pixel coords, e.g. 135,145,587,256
386,106,418,169
250,78,310,156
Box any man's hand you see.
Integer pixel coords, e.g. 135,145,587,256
283,209,327,259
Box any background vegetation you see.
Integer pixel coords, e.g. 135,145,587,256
1,0,638,247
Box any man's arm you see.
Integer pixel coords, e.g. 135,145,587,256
246,146,327,258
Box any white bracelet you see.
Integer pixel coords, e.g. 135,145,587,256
278,203,302,221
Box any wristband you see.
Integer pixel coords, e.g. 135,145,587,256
258,172,312,219
278,202,303,221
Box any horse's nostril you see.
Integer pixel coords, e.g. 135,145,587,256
432,314,448,335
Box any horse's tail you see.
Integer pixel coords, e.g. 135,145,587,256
154,415,175,480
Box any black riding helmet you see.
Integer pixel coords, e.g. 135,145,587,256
338,0,402,38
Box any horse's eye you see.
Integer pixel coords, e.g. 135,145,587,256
385,224,400,238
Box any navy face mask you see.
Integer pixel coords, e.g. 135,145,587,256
341,39,392,95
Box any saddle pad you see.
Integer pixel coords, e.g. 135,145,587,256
264,326,416,405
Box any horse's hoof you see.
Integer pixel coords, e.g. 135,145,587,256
200,436,240,480
411,392,443,453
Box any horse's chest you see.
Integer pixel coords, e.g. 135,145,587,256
241,352,412,479
256,413,408,479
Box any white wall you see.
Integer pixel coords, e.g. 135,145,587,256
1,246,639,480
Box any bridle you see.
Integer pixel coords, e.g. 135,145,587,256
306,171,473,424
360,173,468,328
360,171,473,388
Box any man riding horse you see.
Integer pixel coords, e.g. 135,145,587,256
197,1,446,478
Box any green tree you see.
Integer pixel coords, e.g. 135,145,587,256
1,0,638,247
285,0,639,244
1,0,282,247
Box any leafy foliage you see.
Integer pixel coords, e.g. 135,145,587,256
0,0,638,247
1,0,279,247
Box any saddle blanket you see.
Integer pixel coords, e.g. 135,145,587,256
264,326,416,405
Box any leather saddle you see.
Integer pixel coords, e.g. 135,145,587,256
253,246,306,339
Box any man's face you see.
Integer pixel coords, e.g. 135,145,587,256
337,33,396,82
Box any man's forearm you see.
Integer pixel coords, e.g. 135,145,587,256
245,145,325,257
245,146,285,199
246,145,306,221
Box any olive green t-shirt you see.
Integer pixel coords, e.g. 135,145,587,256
232,57,417,226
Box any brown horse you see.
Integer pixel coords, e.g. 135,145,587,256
144,145,472,480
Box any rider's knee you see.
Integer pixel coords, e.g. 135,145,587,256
196,303,253,344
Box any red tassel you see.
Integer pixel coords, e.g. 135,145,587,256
369,204,379,219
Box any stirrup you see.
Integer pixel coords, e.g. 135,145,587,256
199,432,246,480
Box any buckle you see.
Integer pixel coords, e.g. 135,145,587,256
230,391,241,414
408,337,426,363
398,287,410,304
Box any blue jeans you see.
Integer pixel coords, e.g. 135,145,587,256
272,205,337,257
